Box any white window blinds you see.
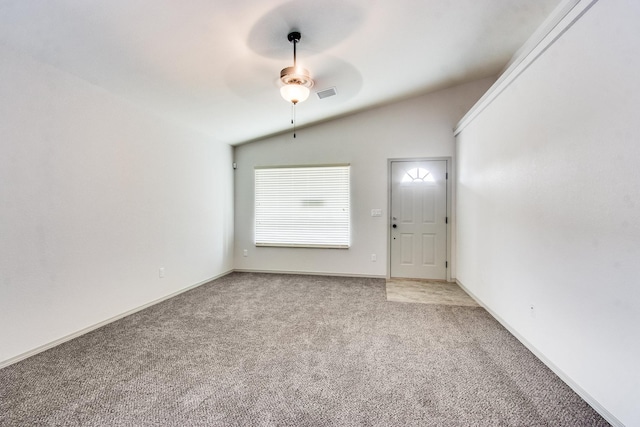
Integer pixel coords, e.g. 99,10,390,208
255,165,350,248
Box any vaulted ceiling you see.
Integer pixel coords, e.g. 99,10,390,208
0,0,560,145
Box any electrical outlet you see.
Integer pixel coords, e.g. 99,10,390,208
243,249,248,257
371,254,377,262
159,267,165,278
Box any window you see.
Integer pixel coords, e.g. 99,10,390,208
255,165,350,248
401,167,435,183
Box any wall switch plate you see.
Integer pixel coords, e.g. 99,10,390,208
371,209,382,217
159,267,165,278
371,254,377,262
243,249,248,257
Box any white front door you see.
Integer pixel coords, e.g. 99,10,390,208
390,160,448,280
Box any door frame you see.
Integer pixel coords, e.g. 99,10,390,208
387,157,453,282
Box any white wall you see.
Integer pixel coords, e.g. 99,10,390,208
0,45,234,365
456,1,640,425
234,78,494,277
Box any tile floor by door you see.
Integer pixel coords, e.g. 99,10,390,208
386,278,480,307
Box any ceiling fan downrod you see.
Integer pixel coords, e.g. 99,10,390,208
288,31,300,68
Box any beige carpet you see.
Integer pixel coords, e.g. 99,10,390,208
386,278,480,307
1,273,607,426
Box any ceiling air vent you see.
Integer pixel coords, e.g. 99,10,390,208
316,87,337,100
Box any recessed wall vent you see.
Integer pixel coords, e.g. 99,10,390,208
316,87,337,100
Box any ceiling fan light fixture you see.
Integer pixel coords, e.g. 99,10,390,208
280,83,310,104
279,31,314,105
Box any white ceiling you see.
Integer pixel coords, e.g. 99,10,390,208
0,0,560,145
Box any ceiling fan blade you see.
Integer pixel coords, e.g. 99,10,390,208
306,55,363,102
224,56,282,101
246,0,368,59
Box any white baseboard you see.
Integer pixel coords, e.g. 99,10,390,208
455,279,623,427
232,268,386,279
0,270,233,370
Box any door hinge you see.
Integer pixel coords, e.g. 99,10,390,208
446,172,448,179
445,261,448,268
445,217,448,224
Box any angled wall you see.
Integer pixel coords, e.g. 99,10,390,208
455,1,640,425
0,45,234,366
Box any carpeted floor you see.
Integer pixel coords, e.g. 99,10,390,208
0,272,608,426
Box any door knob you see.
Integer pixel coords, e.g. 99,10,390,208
392,224,397,228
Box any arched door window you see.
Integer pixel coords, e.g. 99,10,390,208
401,167,435,183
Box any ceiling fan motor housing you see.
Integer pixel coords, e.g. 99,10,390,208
280,66,314,88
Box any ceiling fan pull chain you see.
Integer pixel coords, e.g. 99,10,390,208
292,103,297,138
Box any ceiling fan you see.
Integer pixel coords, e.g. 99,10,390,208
224,18,362,138
279,31,315,105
